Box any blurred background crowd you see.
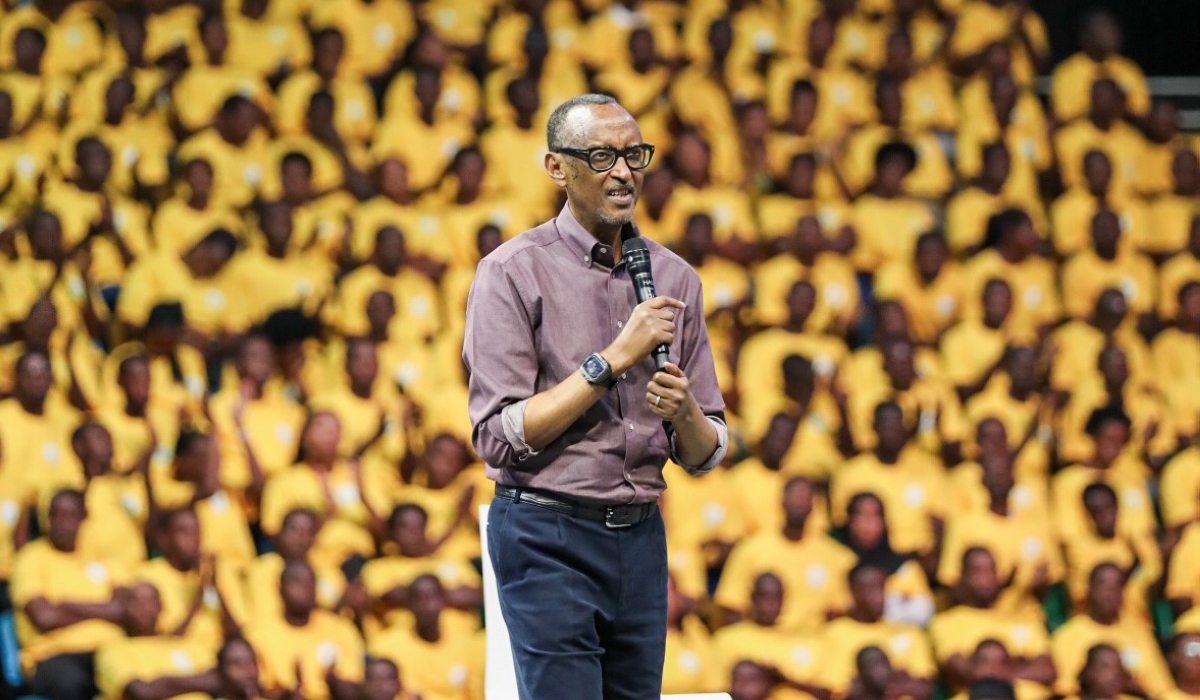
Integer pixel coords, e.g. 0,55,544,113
0,0,1198,699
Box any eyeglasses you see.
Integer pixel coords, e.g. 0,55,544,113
555,144,655,172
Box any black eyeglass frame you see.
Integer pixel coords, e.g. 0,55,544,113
554,144,656,172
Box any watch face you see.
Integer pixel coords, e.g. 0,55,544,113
582,354,607,379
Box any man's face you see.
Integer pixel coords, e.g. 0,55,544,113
281,565,317,614
16,353,51,405
48,492,85,551
124,583,162,635
219,640,260,699
548,103,646,231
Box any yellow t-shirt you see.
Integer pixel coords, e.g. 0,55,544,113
1145,193,1197,256
1167,522,1200,604
1159,254,1200,321
78,473,147,572
1049,188,1149,259
1054,118,1147,197
712,622,826,700
662,463,748,568
95,636,214,700
1060,250,1159,320
246,611,366,700
478,122,558,215
208,387,306,502
940,320,1030,390
276,70,377,146
874,260,966,346
735,328,848,426
841,125,954,199
714,530,855,632
1051,53,1150,122
1160,448,1200,530
176,129,271,210
308,0,415,77
929,605,1051,668
1051,463,1156,544
329,265,443,342
172,65,273,136
370,114,474,193
830,448,948,555
0,5,104,76
664,616,723,695
850,195,937,273
752,254,859,334
1051,615,1172,698
1062,529,1160,618
367,624,484,700
823,617,937,694
9,540,125,673
947,1,1049,86
963,251,1061,338
0,398,82,511
134,558,247,652
226,14,312,79
244,553,346,624
937,508,1063,608
149,197,243,256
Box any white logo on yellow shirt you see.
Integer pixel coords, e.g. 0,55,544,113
441,88,463,111
1119,278,1138,301
42,441,61,464
442,138,461,158
16,154,36,178
409,297,431,317
1120,646,1140,668
67,275,87,300
318,577,338,603
1,500,19,527
66,27,82,47
813,356,834,377
121,492,142,517
1122,488,1145,509
702,503,726,528
936,294,956,316
275,423,296,445
919,95,935,115
1020,536,1042,560
209,491,230,513
825,284,847,308
85,562,109,584
489,209,511,228
791,645,814,666
1023,286,1043,308
1010,485,1032,510
373,23,395,47
847,30,866,51
204,288,226,310
753,31,775,52
889,633,913,655
713,285,735,308
1011,624,1032,646
712,205,733,228
805,563,828,588
678,650,701,673
317,641,338,668
121,145,139,166
171,650,194,672
903,483,926,507
203,587,220,609
448,664,468,688
244,164,263,185
268,27,286,44
394,363,418,388
334,483,361,507
552,29,573,48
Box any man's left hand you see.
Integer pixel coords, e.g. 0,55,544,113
646,362,696,422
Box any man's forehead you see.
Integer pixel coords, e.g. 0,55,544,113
566,104,642,145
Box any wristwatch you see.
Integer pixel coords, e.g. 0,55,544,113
580,353,618,389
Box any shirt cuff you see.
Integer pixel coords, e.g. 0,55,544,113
672,415,728,475
501,399,540,460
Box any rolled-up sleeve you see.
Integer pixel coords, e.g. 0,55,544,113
667,268,728,474
463,259,540,469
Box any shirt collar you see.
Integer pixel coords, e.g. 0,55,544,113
555,203,642,269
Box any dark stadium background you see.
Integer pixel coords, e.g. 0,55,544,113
1035,0,1200,75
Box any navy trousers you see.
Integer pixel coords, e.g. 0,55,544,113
488,495,668,700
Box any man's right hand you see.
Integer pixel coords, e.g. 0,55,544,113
604,296,685,375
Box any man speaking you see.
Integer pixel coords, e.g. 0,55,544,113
463,93,728,699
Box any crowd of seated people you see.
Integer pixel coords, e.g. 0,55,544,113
0,0,1198,699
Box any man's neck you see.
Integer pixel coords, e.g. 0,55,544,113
1090,610,1118,626
782,517,807,541
415,617,441,643
284,611,311,627
875,447,901,465
125,400,147,418
18,397,44,416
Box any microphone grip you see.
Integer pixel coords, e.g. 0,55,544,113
652,345,668,371
631,270,670,370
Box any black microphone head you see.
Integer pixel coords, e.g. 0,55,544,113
622,236,651,273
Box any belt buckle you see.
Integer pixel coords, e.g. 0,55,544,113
604,506,634,529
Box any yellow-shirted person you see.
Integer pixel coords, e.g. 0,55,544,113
163,430,257,570
850,141,937,274
594,28,675,154
0,25,73,125
1160,224,1200,323
712,573,830,700
727,413,831,538
1169,524,1200,625
71,422,148,572
940,446,1061,611
881,30,957,134
1052,406,1156,546
1054,79,1147,197
0,3,104,77
947,1,1049,88
946,641,1048,700
1047,289,1152,397
963,208,1060,340
372,67,474,194
957,75,1052,225
479,75,560,217
245,509,347,623
1051,11,1149,123
171,14,273,136
228,202,334,323
930,548,1055,698
1060,210,1157,322
875,232,965,346
175,96,270,211
1146,151,1200,259
136,508,247,653
208,334,306,508
941,279,1037,402
367,574,484,700
715,477,855,632
837,492,936,628
823,564,937,698
664,572,723,695
0,351,83,521
1063,483,1160,620
10,489,125,699
361,503,482,632
830,401,948,557
1153,286,1200,470
94,581,217,700
226,0,312,79
1162,447,1200,542
1052,564,1172,699
659,130,758,256
753,218,860,336
308,0,415,79
948,142,1043,257
330,226,443,344
841,78,953,200
662,458,746,589
394,434,488,564
245,561,365,700
675,213,750,371
757,150,850,245
276,28,375,147
260,412,393,570
150,159,243,256
1050,151,1149,260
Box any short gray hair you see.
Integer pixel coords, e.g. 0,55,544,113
546,94,619,152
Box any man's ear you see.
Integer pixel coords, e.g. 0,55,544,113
545,152,568,189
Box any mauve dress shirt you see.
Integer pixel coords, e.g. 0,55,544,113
463,205,728,505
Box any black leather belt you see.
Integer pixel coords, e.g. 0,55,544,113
495,485,657,529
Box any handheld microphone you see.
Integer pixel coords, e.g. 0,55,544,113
621,237,669,370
